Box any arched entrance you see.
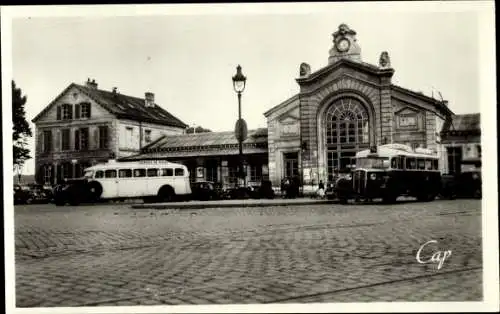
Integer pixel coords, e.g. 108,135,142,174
324,97,370,180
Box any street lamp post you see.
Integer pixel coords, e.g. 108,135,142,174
232,65,247,188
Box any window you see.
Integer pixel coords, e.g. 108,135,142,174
43,130,52,153
406,158,416,170
62,104,73,120
126,127,134,148
477,145,482,158
134,169,146,177
228,166,238,184
161,168,173,176
398,114,417,128
61,129,70,151
147,168,159,177
433,160,439,171
99,126,108,149
417,159,426,170
61,163,72,179
95,170,104,178
43,165,52,185
80,128,89,150
80,102,91,119
119,169,132,178
105,170,117,178
74,130,80,151
145,129,152,143
425,159,433,170
175,168,184,176
249,165,262,182
391,157,402,169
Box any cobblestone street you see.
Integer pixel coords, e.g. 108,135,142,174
14,199,482,307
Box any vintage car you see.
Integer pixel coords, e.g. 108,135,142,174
14,185,32,204
53,178,99,206
14,184,52,204
190,181,220,201
440,170,482,199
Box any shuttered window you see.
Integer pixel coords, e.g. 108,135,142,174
61,129,70,151
99,126,108,149
43,130,52,152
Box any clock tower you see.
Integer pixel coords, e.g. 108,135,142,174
328,23,362,64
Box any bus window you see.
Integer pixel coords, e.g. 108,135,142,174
119,169,132,178
134,169,146,177
95,170,104,178
425,159,432,170
147,168,159,177
417,159,425,170
161,168,173,177
391,157,397,169
175,168,185,176
105,170,117,178
433,159,439,170
407,158,416,170
84,170,94,179
401,157,406,169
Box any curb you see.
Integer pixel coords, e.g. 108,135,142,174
131,199,335,210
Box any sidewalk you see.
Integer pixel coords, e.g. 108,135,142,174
131,197,333,209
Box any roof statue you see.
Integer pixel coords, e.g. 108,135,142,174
379,51,391,69
299,62,311,77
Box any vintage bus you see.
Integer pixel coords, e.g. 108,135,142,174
53,159,192,205
334,144,441,204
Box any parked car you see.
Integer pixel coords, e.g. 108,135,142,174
53,178,98,206
13,184,52,204
14,184,33,204
27,184,53,204
190,181,220,201
441,171,482,199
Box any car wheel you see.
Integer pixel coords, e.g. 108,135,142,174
88,182,103,202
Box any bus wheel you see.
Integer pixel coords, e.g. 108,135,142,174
417,192,434,202
382,195,396,204
88,181,103,202
158,186,174,203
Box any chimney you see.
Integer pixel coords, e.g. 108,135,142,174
442,100,449,107
112,87,118,94
145,92,155,107
85,78,98,89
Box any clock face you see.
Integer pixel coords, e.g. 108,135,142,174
337,38,350,52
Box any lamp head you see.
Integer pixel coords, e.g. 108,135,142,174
232,65,247,93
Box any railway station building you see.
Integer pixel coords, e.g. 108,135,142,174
35,24,464,191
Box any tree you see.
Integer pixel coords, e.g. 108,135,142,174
12,80,32,169
186,125,212,134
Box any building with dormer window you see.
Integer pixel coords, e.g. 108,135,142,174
32,79,187,185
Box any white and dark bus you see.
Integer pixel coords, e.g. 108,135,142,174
334,144,441,204
74,160,192,203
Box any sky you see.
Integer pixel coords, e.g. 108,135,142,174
5,3,490,175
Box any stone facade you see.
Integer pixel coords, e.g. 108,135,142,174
264,24,453,189
32,80,186,185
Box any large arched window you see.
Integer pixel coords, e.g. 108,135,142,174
325,98,369,145
324,97,370,178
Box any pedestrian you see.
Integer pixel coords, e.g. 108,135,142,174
317,180,325,198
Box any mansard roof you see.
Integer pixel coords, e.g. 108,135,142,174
32,83,187,128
